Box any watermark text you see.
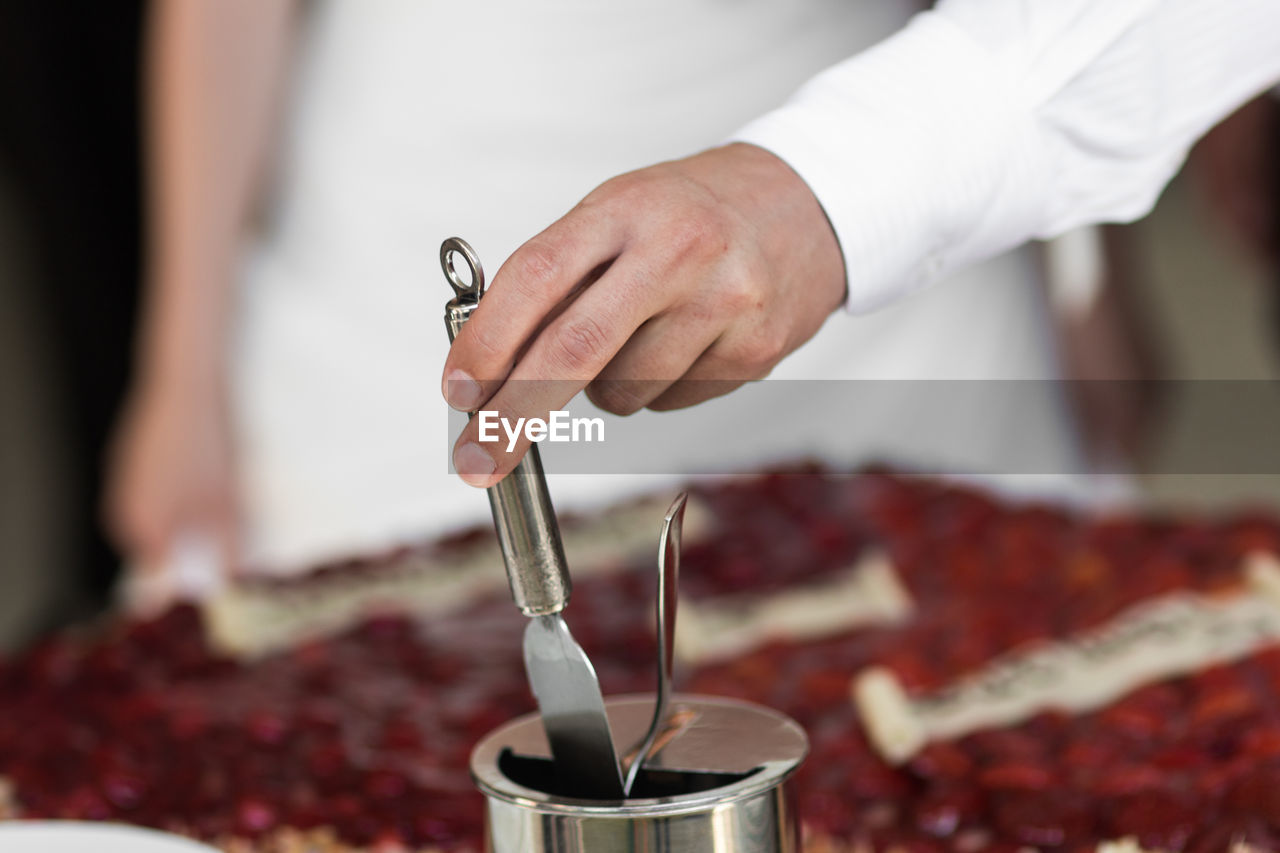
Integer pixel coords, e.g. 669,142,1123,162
477,410,605,452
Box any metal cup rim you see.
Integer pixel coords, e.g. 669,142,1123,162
470,694,808,815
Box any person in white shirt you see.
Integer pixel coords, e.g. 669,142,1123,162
107,0,1280,587
443,0,1280,485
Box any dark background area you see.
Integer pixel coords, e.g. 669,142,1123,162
0,1,146,640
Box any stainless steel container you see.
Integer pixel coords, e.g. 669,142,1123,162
470,694,809,853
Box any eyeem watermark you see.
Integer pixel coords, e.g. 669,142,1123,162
477,410,605,452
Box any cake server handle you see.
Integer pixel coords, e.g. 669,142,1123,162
441,237,572,617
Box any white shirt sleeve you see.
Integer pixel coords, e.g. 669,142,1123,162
732,0,1280,313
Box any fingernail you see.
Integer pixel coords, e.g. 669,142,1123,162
444,369,484,411
454,442,496,486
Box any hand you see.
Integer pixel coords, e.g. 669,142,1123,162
104,372,238,578
1189,95,1280,268
442,142,846,487
1052,227,1166,468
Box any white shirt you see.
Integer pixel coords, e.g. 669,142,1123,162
735,0,1280,313
230,0,1277,574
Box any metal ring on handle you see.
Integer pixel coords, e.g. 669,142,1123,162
440,237,486,300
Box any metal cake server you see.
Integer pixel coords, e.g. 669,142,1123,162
441,237,624,799
621,492,687,795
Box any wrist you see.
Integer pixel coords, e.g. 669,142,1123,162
137,359,227,406
729,11,1036,314
134,264,234,398
715,142,846,316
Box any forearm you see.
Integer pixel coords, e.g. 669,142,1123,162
139,0,298,390
733,0,1280,313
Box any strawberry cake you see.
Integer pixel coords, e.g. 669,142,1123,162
2,466,1279,852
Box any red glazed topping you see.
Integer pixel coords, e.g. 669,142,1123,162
0,468,1277,851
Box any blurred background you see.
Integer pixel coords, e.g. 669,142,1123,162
0,2,1277,653
0,2,147,647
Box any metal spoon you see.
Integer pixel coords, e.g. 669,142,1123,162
622,492,688,795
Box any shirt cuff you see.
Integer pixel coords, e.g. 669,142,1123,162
731,10,1043,314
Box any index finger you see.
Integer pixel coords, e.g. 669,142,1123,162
441,205,627,411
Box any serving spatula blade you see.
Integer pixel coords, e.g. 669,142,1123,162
523,614,625,798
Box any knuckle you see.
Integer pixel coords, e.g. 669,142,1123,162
510,240,564,296
585,172,650,214
711,259,767,315
666,210,726,260
718,275,759,314
594,172,643,200
725,326,787,375
587,380,645,416
649,379,739,411
751,325,789,365
463,318,502,363
759,328,789,364
549,316,611,376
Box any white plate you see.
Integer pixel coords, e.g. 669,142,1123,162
0,822,218,852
